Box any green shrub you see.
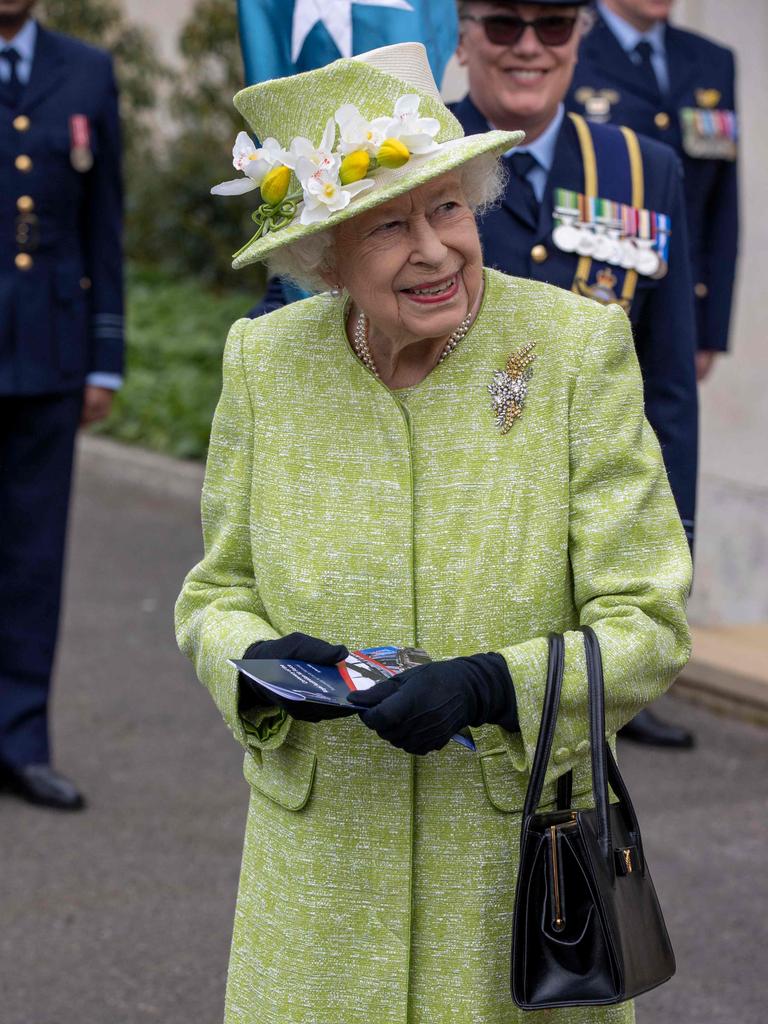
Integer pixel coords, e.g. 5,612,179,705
92,265,253,460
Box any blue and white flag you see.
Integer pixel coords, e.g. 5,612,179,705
238,0,459,90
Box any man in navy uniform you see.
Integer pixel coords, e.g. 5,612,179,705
452,0,697,747
568,0,738,381
0,0,124,808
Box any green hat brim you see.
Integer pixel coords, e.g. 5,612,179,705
231,129,524,270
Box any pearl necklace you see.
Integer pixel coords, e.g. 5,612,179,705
351,309,474,379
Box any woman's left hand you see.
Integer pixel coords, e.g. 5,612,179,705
347,653,518,754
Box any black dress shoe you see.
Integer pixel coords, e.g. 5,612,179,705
618,708,695,749
0,763,86,810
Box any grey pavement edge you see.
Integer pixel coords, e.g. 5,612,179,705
0,435,764,1024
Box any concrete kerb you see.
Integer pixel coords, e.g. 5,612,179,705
77,434,204,503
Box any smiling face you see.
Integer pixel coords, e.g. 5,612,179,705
327,172,484,358
457,2,584,140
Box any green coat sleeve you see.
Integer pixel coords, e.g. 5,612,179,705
498,302,692,784
175,318,290,752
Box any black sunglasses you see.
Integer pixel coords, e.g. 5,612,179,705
460,13,578,47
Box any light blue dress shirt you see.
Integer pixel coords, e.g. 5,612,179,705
598,2,670,95
1,20,122,392
0,18,36,83
501,103,565,204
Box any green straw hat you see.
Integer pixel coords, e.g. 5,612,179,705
212,42,524,270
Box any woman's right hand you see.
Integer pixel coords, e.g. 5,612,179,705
241,632,355,722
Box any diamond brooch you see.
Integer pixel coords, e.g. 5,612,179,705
488,341,536,434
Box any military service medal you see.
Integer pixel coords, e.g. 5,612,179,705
680,105,737,162
488,342,536,435
553,188,670,280
69,115,94,172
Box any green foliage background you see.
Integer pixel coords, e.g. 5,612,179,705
90,266,249,460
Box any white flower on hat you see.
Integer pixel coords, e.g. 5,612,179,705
288,117,340,177
334,104,390,157
298,164,374,225
383,94,440,155
211,131,289,195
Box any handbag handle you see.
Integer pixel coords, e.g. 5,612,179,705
582,625,612,861
582,626,646,870
521,633,565,824
521,628,646,873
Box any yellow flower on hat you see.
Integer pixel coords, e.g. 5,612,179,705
376,138,410,169
260,165,291,205
339,150,372,185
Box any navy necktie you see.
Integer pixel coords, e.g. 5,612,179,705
633,40,661,100
0,47,23,107
507,151,540,221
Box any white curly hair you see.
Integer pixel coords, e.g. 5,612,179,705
267,152,508,294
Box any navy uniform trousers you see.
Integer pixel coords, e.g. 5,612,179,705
0,27,123,767
568,15,738,352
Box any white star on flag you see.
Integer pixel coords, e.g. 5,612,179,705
291,0,415,63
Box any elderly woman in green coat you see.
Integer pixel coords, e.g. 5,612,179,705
175,42,692,1024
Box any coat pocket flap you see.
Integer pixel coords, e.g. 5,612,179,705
242,740,317,811
480,747,594,813
479,746,528,812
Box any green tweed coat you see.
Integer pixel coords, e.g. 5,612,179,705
175,269,692,1024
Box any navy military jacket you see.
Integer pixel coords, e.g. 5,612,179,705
568,16,738,352
452,96,697,545
0,26,124,395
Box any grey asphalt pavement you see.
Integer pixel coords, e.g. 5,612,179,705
1,437,764,1024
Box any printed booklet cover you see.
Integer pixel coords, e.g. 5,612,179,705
230,645,475,751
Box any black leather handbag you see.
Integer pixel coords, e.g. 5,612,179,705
511,626,676,1009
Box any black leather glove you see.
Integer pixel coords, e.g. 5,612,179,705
239,631,355,723
347,652,518,754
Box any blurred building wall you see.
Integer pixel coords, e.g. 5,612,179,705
122,0,191,63
124,1,766,624
673,0,768,624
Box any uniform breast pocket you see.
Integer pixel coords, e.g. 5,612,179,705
45,122,100,158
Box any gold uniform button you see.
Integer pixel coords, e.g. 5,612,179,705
15,154,33,172
15,253,33,270
531,244,548,264
694,282,709,299
79,276,92,290
553,747,571,765
17,194,34,212
13,114,30,132
654,112,671,130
